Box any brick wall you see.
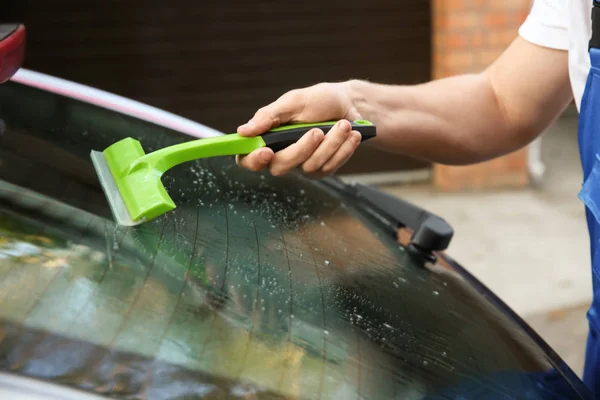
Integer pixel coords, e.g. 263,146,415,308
432,0,533,191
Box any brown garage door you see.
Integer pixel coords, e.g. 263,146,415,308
3,1,432,176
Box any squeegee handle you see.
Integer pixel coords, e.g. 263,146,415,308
261,120,376,152
125,120,376,175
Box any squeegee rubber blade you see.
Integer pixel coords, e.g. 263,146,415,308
90,150,142,227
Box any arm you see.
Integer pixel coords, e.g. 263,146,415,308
347,36,572,165
237,36,572,174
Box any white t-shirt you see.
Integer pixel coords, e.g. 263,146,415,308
518,0,591,110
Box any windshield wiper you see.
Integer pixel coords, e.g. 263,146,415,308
318,177,454,262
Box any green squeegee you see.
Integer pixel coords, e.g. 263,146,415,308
90,120,376,226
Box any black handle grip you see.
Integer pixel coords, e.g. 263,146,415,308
261,120,376,152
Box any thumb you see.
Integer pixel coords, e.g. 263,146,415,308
237,115,272,137
237,90,306,136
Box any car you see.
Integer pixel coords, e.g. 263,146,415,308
0,65,594,399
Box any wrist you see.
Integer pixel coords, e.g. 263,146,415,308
343,79,368,121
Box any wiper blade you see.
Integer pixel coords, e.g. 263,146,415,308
319,177,454,256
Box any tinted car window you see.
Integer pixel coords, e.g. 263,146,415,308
0,81,591,399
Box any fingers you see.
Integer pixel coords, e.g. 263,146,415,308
320,130,361,173
236,147,275,172
269,128,325,176
303,129,361,179
237,121,361,177
301,119,354,174
238,89,307,137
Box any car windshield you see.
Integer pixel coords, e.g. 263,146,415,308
0,79,590,399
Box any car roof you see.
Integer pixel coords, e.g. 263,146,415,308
0,77,592,399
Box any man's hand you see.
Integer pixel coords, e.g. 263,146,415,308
236,82,363,177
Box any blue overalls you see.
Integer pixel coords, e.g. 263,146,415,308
578,2,600,397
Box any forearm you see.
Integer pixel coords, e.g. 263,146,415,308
347,38,573,166
348,74,513,165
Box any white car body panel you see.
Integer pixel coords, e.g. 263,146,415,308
10,69,224,139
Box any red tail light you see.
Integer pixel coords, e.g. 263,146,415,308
0,24,25,84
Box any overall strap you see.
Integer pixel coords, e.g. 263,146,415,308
590,1,600,69
591,1,600,50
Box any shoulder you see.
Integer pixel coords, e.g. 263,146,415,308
518,0,574,51
518,0,590,109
